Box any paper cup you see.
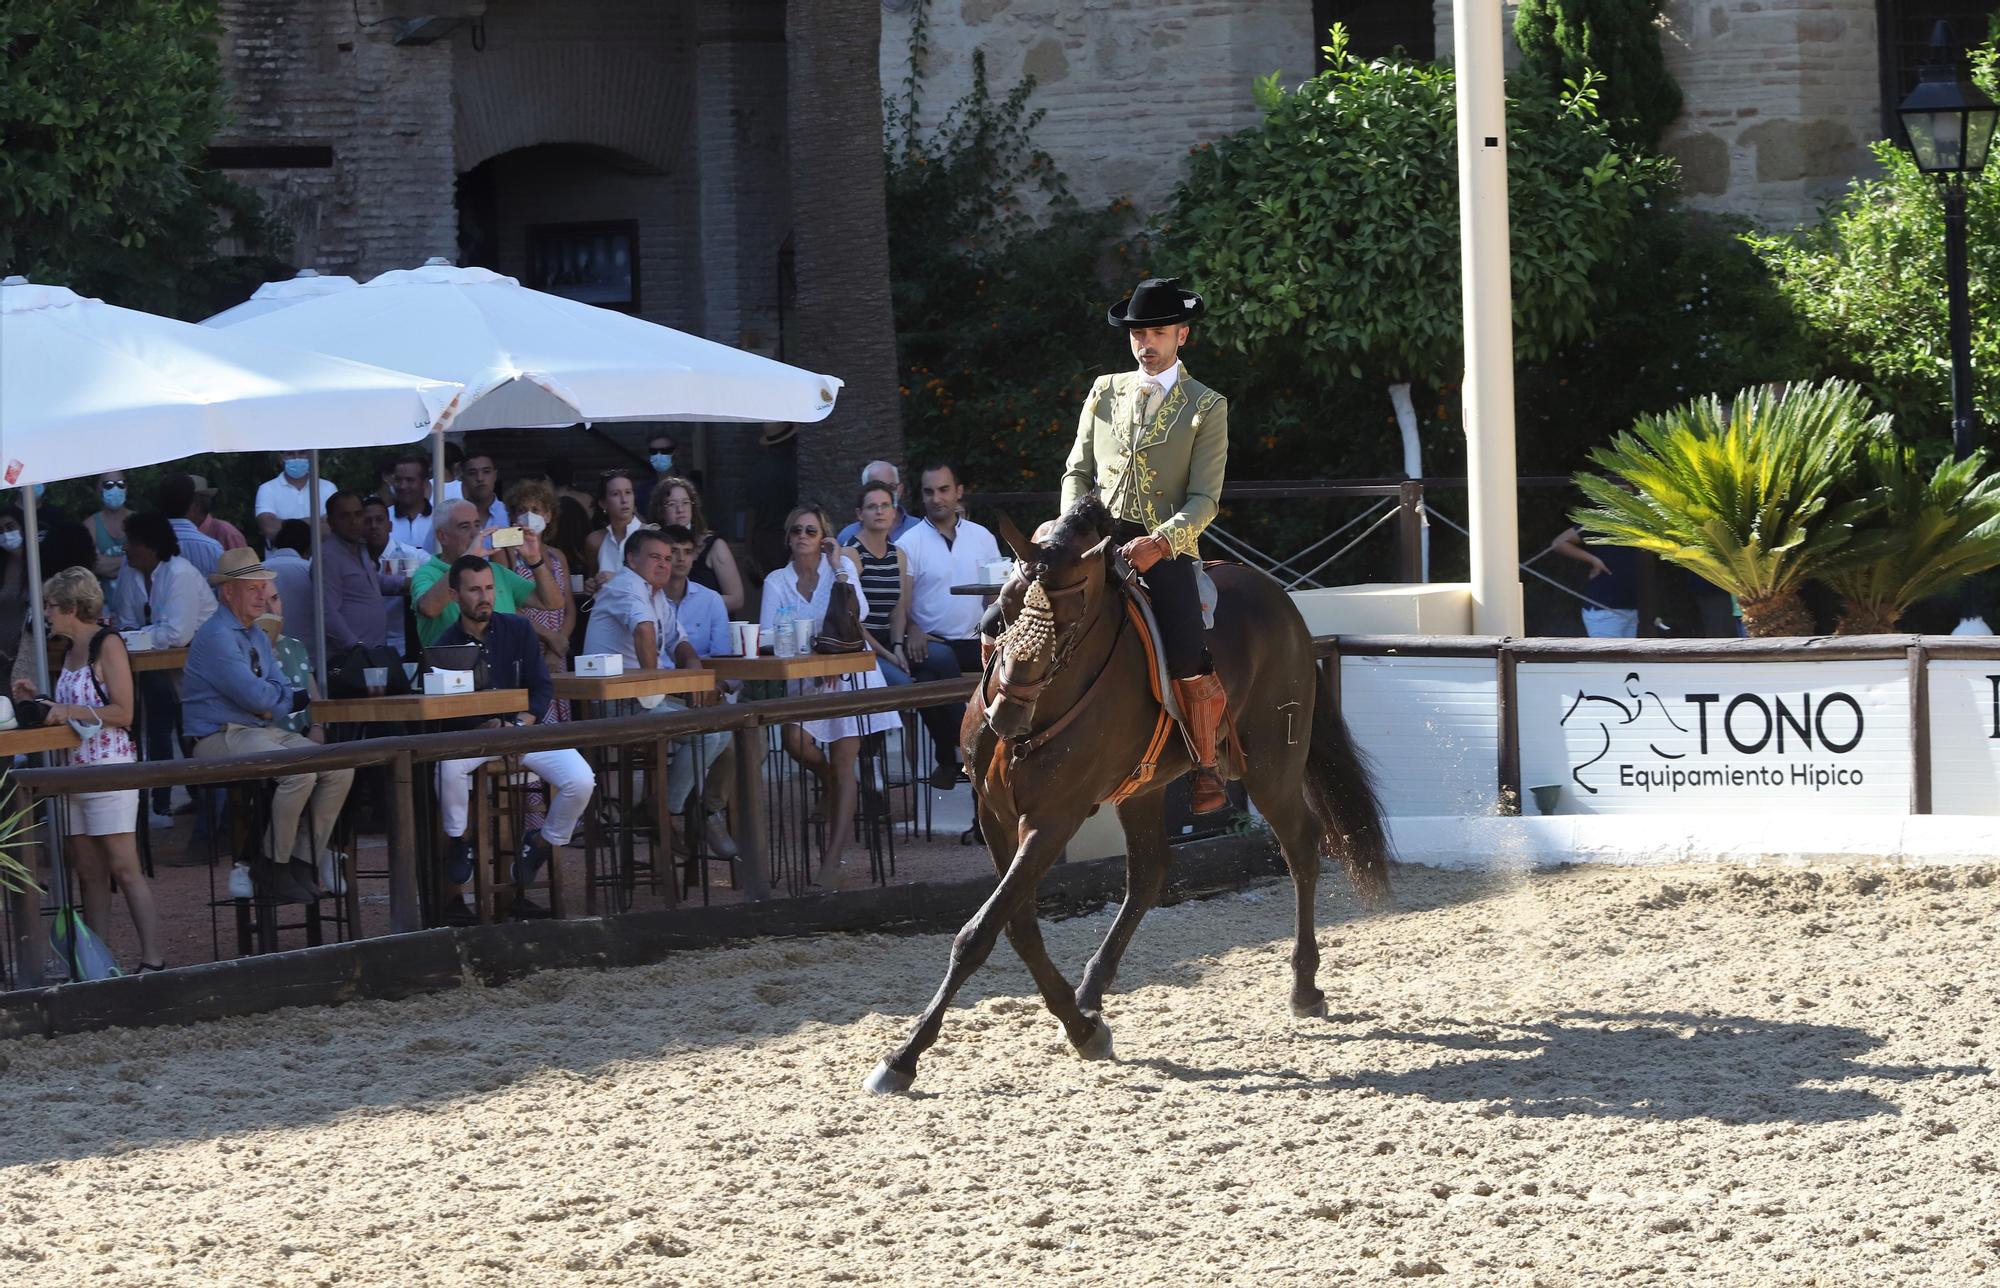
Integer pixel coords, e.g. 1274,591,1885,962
363,666,389,696
569,572,585,594
402,662,420,683
733,622,759,656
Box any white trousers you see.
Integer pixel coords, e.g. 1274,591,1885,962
437,748,595,847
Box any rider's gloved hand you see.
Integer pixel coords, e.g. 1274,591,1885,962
1119,533,1172,574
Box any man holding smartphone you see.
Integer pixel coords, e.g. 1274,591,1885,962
409,500,561,646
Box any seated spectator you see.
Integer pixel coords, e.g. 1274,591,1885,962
87,472,130,583
458,444,508,530
895,463,1000,787
321,489,403,661
188,476,248,551
253,451,336,541
582,528,726,848
661,523,738,858
12,568,162,971
649,475,745,613
387,454,436,554
584,470,646,595
835,461,918,546
252,590,340,895
111,513,219,826
154,474,224,578
504,479,576,686
262,520,320,675
362,494,425,658
410,500,561,647
761,505,899,890
183,549,354,904
433,556,595,924
846,482,913,685
1548,527,1640,638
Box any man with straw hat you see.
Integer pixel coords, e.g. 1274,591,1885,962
183,548,354,903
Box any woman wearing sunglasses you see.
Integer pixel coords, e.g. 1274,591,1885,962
759,505,898,891
89,472,130,582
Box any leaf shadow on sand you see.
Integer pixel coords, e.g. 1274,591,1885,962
1133,1010,1985,1125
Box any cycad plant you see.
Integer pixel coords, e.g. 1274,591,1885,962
0,783,38,896
1823,445,2000,634
1573,380,1889,636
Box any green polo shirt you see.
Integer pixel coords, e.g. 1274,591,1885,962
410,556,535,647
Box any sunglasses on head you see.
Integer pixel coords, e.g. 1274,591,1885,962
788,524,821,536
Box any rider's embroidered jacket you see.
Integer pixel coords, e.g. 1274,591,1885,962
1061,366,1229,560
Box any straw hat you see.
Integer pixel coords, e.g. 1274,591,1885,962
209,547,277,585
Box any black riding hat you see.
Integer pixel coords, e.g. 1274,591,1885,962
1106,277,1206,329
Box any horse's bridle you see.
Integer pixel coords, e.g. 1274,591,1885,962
984,566,1127,756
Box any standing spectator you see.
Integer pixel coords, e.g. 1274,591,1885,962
895,463,1000,787
14,568,162,971
184,549,353,903
387,454,436,553
321,490,403,659
1548,527,1640,638
835,461,918,546
635,431,680,515
154,475,224,579
0,507,28,682
661,523,739,858
362,495,425,658
9,522,96,693
649,475,745,613
262,520,320,675
111,513,218,827
432,556,596,923
458,445,507,530
584,470,646,595
545,455,598,525
188,476,248,551
582,528,726,847
503,479,576,699
847,483,913,684
87,471,129,582
253,452,337,541
760,505,899,890
410,500,561,648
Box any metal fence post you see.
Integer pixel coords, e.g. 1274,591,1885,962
1396,480,1424,583
732,724,772,901
388,751,421,934
1496,642,1521,815
1910,641,1932,815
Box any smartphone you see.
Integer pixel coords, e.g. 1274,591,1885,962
489,526,525,550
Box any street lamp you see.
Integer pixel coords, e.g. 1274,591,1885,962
1896,21,1999,461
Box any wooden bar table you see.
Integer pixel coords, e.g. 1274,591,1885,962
312,689,530,928
124,646,188,876
552,668,718,913
705,652,878,683
126,646,190,675
2,725,78,989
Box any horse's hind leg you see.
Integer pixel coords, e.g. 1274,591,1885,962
865,801,1092,1093
1075,792,1170,1017
1246,774,1328,1018
1005,906,1111,1059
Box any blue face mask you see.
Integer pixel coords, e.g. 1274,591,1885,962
283,458,310,480
101,486,126,509
649,453,673,474
31,484,44,500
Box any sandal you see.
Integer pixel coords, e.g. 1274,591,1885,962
136,961,167,974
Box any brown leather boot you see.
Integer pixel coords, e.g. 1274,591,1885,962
1173,673,1230,815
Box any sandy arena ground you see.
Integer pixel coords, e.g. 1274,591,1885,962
4,860,2000,1285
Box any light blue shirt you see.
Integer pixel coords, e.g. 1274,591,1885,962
581,567,686,669
182,608,292,738
170,518,224,579
836,509,919,548
264,548,320,675
666,579,730,659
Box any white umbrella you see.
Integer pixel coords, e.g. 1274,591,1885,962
199,268,360,329
0,277,463,687
220,260,842,431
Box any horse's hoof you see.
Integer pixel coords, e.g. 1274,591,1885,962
1291,996,1328,1019
862,1060,916,1095
1073,1018,1116,1062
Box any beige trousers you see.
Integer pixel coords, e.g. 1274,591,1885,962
194,725,355,864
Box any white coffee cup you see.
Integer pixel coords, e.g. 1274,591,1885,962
363,666,389,696
733,622,759,656
569,572,585,594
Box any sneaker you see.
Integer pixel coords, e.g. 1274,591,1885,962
701,812,739,859
514,828,552,887
317,850,349,897
227,862,254,899
444,836,476,886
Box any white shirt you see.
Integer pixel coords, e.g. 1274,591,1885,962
254,474,336,524
374,539,425,653
389,503,434,553
1142,360,1183,398
760,553,870,641
581,566,687,669
896,516,1000,641
596,518,648,576
111,556,217,647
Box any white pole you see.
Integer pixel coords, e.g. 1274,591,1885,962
310,450,329,692
20,486,47,692
1454,0,1524,635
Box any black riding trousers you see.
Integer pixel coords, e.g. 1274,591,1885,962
1115,521,1207,677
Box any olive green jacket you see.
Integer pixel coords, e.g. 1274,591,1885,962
1061,366,1229,559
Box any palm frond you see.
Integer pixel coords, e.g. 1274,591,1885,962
1824,446,2000,627
0,783,41,896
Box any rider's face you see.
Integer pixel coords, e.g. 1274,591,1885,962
1129,324,1187,376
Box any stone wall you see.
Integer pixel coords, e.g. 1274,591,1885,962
877,0,1318,211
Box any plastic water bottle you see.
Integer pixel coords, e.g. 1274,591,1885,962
774,604,796,657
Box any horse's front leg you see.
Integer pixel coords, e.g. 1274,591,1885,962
1076,790,1171,1017
865,798,1091,1094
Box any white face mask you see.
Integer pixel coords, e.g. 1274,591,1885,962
0,531,20,552
518,511,547,534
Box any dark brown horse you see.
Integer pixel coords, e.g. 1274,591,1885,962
864,497,1390,1093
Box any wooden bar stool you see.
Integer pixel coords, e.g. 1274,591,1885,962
466,757,566,924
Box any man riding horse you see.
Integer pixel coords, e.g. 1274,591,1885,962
1063,276,1231,814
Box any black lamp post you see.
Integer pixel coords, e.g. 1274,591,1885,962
1896,22,1999,461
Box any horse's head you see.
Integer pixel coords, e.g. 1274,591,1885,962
984,497,1116,738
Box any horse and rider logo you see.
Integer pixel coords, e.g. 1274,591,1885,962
1560,670,1688,795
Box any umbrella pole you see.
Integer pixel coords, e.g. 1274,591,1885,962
310,451,329,693
20,487,47,693
431,424,446,513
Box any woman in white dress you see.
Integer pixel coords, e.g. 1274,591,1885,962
583,470,647,595
760,504,899,890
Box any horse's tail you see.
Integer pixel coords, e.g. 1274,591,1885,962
1301,679,1393,905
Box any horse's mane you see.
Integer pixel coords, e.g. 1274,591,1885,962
1043,496,1113,555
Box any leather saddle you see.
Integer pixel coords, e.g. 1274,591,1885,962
1115,556,1240,781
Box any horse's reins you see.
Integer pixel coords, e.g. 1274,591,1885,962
987,568,1130,760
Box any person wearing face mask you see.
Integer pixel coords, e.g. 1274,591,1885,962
253,451,338,541
0,507,28,681
503,479,575,685
635,434,678,516
89,472,130,582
